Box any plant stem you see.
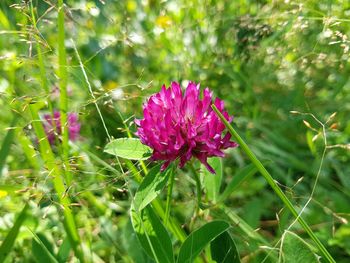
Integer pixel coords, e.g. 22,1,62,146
164,166,175,227
29,104,85,262
189,163,202,214
57,0,71,185
29,2,52,113
124,159,187,242
212,104,335,263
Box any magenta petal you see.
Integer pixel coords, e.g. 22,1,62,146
134,81,238,174
161,160,171,171
196,154,216,174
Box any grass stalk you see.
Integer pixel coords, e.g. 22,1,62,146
57,0,71,185
0,116,18,177
0,204,29,262
29,104,85,262
212,104,335,263
29,1,51,112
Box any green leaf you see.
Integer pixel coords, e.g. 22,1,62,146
131,204,174,263
104,138,152,160
57,237,71,263
219,163,259,203
17,130,40,170
202,157,222,203
0,116,18,177
280,231,319,263
306,130,317,156
0,204,29,262
123,219,154,263
211,231,240,263
177,221,230,263
32,233,59,263
134,164,173,211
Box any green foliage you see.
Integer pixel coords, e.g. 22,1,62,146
218,162,260,203
56,237,71,263
280,231,319,263
104,138,152,160
0,116,18,177
134,164,173,211
202,157,222,203
210,231,240,263
131,204,174,263
0,0,349,262
0,204,29,262
31,233,59,263
177,221,230,263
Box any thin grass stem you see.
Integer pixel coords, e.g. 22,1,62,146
57,0,71,185
212,104,335,263
29,104,85,262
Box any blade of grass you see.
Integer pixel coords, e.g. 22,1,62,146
0,203,29,262
57,237,71,263
211,205,278,261
218,163,261,203
30,2,74,186
29,1,52,112
30,231,59,263
57,0,71,185
212,104,335,263
29,104,85,262
17,129,40,170
0,116,18,177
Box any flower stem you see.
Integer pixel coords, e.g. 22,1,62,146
164,166,175,227
189,163,202,214
212,104,335,263
124,159,187,242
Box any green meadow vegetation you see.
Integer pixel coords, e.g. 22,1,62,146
0,0,349,262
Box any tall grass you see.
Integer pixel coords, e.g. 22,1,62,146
213,104,335,263
0,0,349,262
29,105,85,262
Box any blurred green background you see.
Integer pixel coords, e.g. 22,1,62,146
0,0,349,262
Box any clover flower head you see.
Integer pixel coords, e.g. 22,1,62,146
135,81,238,174
43,110,81,145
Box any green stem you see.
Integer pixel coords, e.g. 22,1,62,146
57,0,71,185
124,159,187,242
29,2,52,113
29,104,85,262
164,167,175,227
115,111,187,241
212,104,335,263
189,163,202,214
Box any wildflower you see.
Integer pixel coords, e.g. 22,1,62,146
50,85,73,101
43,110,81,145
135,82,238,174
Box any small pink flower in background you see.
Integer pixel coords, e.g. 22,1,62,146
43,110,81,145
135,81,238,174
50,86,73,101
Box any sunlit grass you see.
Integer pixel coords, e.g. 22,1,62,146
0,0,349,262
